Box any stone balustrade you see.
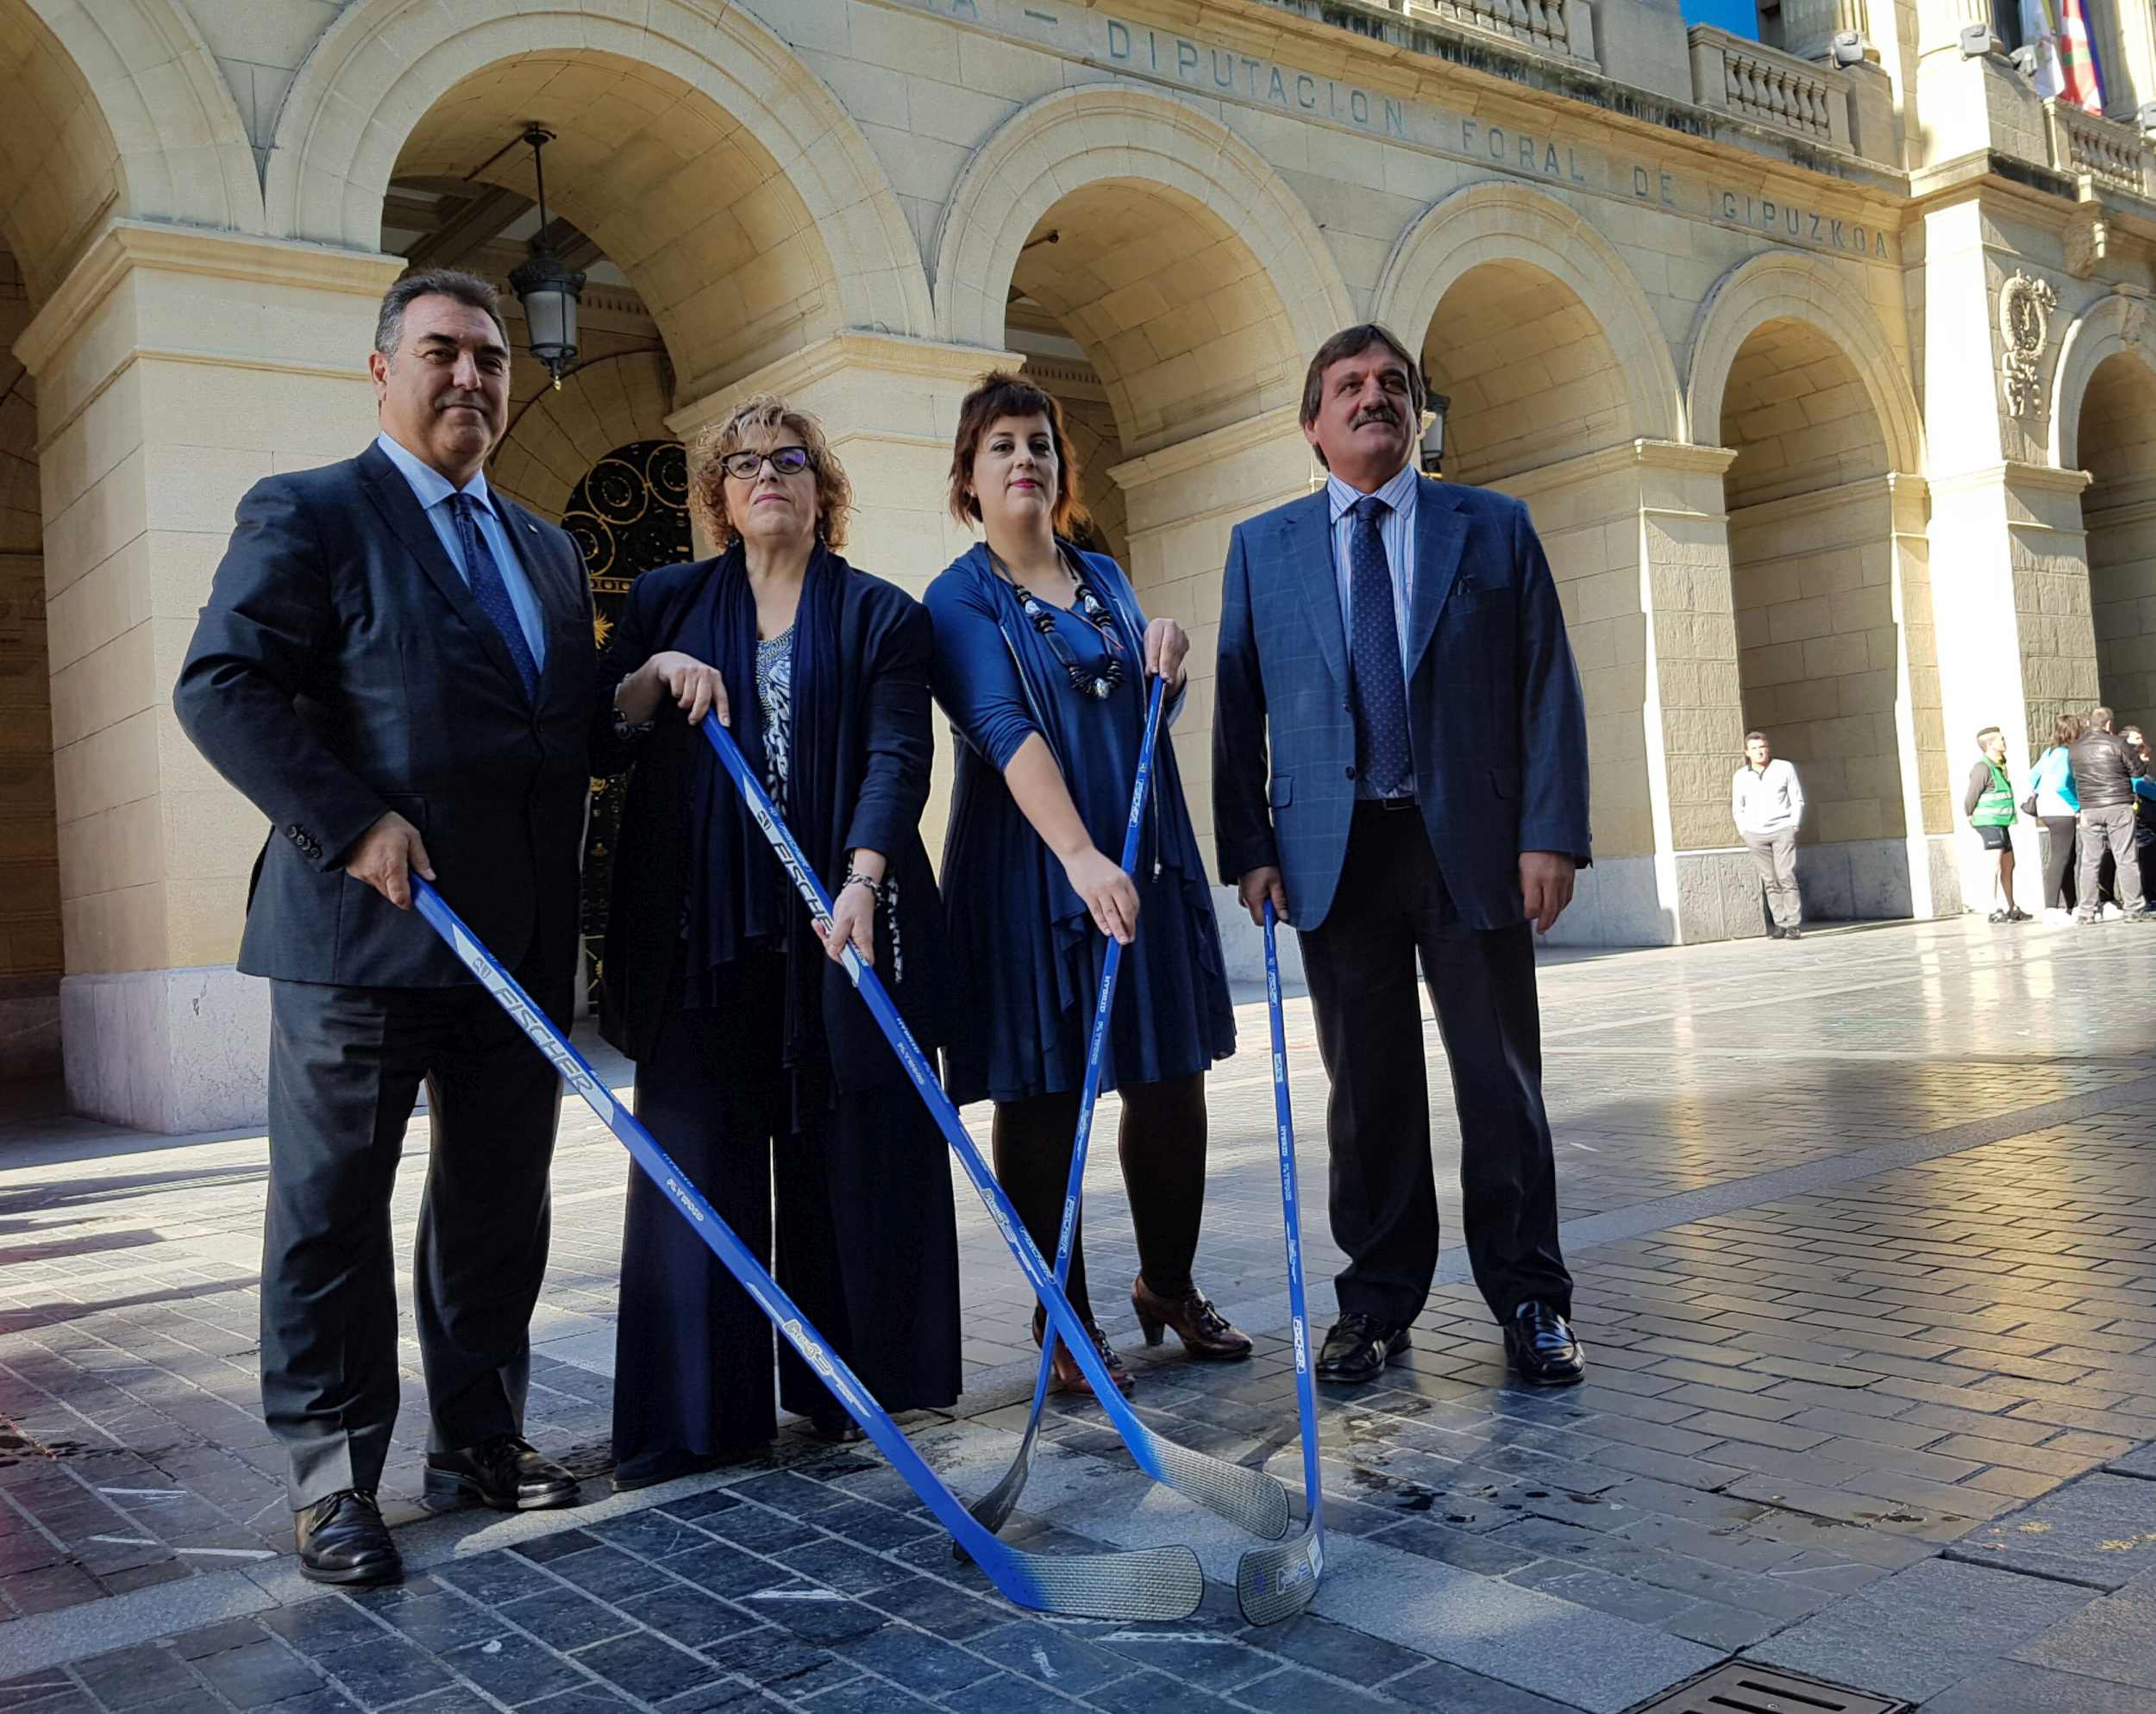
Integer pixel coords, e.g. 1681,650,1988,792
1689,27,1853,152
1401,0,1596,63
2044,98,2152,197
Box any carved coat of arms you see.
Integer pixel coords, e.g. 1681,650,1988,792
2000,272,2058,419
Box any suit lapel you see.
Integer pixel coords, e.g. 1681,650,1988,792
357,445,530,697
1403,477,1469,682
1278,491,1349,693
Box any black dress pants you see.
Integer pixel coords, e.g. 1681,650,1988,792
262,959,569,1509
1297,804,1571,1329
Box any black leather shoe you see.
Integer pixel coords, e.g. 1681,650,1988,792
1767,924,1784,940
1783,928,1803,941
1315,1313,1412,1385
296,1489,401,1586
423,1435,580,1511
1506,1302,1585,1386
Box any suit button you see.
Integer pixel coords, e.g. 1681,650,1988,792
1344,766,1357,780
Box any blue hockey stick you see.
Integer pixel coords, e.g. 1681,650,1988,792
966,675,1164,1541
697,712,1292,1548
410,876,1201,1622
1235,899,1326,1623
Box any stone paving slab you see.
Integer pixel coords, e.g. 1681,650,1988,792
1950,1473,2156,1588
16,917,2156,1709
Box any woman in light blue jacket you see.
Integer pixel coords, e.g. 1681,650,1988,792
2032,712,2080,923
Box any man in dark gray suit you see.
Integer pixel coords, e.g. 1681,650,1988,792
176,270,605,1583
1213,324,1591,1388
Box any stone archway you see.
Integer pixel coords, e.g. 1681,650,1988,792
2054,303,2156,734
0,0,260,303
1694,270,1940,926
1374,180,1682,448
932,83,1353,454
1687,253,1924,479
266,0,933,402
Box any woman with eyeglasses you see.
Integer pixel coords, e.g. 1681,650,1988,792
597,394,960,1488
923,372,1245,1398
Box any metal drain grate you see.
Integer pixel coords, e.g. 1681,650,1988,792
1628,1663,1909,1714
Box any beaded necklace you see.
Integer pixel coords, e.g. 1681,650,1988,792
988,543,1127,701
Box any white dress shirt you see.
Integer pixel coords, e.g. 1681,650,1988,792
373,431,548,669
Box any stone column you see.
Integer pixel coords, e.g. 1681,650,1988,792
1107,408,1313,982
1930,461,2098,906
1886,473,1953,917
1913,0,2046,166
12,222,400,1132
1496,440,1744,948
1921,197,2098,911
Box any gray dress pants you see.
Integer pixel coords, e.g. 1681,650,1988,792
1744,829,1802,929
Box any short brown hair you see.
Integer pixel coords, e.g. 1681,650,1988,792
1745,730,1768,745
688,393,852,552
2054,712,2084,747
2091,705,2116,733
947,371,1089,538
1299,323,1427,433
1976,725,2002,746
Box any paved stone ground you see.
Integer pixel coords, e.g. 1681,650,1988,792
10,915,2156,1709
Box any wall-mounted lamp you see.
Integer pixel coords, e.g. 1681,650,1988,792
1419,392,1451,476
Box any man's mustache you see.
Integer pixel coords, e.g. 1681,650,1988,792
1352,403,1400,428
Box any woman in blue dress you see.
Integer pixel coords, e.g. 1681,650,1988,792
924,372,1246,1397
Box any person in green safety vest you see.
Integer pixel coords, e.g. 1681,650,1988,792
1965,725,2027,924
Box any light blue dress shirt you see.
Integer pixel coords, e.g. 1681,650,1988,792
373,431,548,670
1326,460,1420,798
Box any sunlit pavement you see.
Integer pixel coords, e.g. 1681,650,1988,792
9,912,2156,1710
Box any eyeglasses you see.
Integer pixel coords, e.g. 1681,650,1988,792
720,446,812,480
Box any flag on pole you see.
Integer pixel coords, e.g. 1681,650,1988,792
2058,0,2108,113
2020,0,2065,98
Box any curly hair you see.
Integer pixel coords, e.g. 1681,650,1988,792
688,393,852,552
946,371,1089,538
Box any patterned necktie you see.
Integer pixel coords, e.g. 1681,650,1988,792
449,493,540,700
1348,494,1410,798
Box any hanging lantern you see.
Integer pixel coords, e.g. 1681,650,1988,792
506,126,585,390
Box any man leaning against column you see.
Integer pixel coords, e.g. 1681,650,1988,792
1733,731,1805,941
173,269,674,1585
1213,323,1592,1390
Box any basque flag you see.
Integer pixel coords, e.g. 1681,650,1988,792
2058,0,2108,114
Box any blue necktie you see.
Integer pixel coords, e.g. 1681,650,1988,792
1348,495,1410,798
449,493,540,700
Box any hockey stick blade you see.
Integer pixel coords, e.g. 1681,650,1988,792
699,714,1293,1547
411,879,1202,1623
967,676,1163,1543
1235,901,1326,1624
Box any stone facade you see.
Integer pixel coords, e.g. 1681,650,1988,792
5,0,2154,1127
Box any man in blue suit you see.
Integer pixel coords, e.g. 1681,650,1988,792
1213,324,1590,1386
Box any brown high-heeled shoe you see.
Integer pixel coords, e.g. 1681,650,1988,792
1031,1306,1135,1397
1132,1276,1253,1361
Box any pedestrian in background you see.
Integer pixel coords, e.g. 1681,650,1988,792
2069,706,2150,924
1733,731,1805,940
2127,725,2156,910
2030,713,2081,927
1965,726,2027,924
